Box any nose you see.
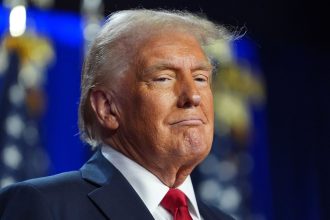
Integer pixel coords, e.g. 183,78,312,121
177,78,201,108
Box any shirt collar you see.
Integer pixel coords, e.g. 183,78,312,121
101,146,201,219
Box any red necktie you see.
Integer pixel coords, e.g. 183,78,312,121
161,188,193,220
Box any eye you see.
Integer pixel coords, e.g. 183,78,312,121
154,77,171,82
194,74,209,83
152,73,175,83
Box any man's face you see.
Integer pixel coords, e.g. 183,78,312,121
113,32,214,184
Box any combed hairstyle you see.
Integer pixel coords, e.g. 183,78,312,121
78,9,235,148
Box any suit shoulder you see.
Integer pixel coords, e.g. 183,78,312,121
0,171,93,205
19,171,95,197
0,171,78,192
0,171,96,219
0,180,54,219
24,171,82,188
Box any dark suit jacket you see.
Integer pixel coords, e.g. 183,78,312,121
0,150,234,220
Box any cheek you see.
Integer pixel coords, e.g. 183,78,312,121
202,92,214,143
209,95,214,114
202,91,214,118
132,93,174,151
135,92,173,127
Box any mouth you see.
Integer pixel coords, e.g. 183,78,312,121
170,118,204,126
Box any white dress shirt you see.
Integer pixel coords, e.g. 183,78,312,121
101,146,203,220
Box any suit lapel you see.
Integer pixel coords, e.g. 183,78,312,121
80,150,154,220
197,198,234,220
198,201,217,220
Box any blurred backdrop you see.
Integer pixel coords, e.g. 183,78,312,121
0,0,328,220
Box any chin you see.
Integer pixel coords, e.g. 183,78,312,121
182,149,210,173
182,127,211,150
184,140,212,162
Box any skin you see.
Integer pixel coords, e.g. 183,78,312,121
91,32,214,187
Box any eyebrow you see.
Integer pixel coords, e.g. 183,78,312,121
142,60,213,76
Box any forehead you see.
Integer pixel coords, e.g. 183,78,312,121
137,32,209,67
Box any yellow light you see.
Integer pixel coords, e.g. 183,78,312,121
9,5,27,37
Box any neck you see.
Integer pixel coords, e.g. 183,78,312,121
148,162,195,188
104,138,196,188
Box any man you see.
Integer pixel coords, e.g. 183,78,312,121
0,9,234,220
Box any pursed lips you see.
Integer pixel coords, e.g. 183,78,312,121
169,117,205,126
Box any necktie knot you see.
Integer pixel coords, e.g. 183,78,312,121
161,188,192,220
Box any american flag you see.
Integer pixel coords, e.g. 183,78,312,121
0,40,49,188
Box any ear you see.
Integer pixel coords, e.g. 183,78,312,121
90,89,119,130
